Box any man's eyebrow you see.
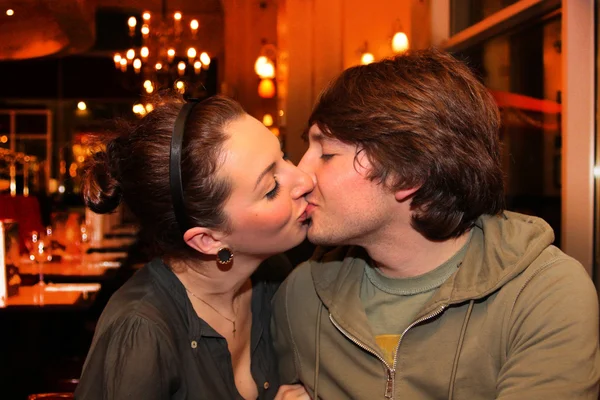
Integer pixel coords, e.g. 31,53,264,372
308,132,325,143
255,162,276,190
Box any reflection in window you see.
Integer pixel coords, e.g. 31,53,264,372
451,0,520,35
455,16,562,246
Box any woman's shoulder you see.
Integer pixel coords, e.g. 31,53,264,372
98,261,178,337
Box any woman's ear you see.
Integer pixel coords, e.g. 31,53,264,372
183,227,227,255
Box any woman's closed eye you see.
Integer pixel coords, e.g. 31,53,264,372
320,153,334,161
266,179,281,200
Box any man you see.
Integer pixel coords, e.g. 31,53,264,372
271,49,600,399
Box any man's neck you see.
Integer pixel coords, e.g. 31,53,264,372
364,226,471,279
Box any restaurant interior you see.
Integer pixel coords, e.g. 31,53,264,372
0,0,597,398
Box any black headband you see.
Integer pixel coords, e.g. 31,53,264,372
170,101,199,235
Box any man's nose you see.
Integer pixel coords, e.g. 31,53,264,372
297,154,317,187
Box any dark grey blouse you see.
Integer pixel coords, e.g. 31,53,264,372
75,256,291,400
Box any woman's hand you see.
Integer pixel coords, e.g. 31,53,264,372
274,384,312,400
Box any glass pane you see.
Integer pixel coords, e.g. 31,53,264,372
15,113,48,134
451,0,520,35
0,114,10,134
455,16,562,246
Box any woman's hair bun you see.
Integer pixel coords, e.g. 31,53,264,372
82,140,122,214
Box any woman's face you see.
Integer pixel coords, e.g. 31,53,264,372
219,114,314,257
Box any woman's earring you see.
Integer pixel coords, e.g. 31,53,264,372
216,247,234,265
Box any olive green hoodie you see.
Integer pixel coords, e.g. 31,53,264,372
272,212,600,399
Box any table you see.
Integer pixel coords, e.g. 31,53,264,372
88,237,136,252
2,283,101,308
18,252,126,281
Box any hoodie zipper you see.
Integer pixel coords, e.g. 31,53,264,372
392,306,446,375
329,314,395,398
329,306,446,399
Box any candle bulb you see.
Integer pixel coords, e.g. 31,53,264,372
190,19,199,37
177,61,186,76
187,47,196,64
133,58,142,73
128,16,137,37
167,48,175,63
113,53,121,68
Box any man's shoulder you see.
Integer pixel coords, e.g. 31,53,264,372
275,245,365,305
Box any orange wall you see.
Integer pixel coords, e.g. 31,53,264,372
279,0,430,162
222,0,278,119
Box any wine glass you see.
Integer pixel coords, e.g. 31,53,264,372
25,230,52,289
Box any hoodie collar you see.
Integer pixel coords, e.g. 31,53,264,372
311,212,556,327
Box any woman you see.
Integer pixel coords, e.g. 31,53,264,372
75,94,313,400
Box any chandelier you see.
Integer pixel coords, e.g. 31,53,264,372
112,0,211,102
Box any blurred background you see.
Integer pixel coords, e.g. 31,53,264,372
0,0,596,398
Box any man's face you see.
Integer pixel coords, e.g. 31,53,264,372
298,124,397,247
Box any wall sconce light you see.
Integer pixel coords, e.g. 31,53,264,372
357,41,373,65
358,42,374,65
255,42,278,97
391,19,409,53
258,79,276,98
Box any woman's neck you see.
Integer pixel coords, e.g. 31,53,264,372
170,254,262,311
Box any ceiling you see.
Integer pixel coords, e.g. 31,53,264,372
93,0,224,15
0,0,224,60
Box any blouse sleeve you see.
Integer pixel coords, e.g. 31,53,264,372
75,315,178,400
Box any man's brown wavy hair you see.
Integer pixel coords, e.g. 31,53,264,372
308,48,505,241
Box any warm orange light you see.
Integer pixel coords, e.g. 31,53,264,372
177,61,186,76
6,9,14,16
126,49,135,60
361,52,374,65
142,12,151,21
174,12,182,21
262,114,274,127
140,47,149,59
167,48,175,62
194,61,202,74
187,48,197,59
155,62,163,71
200,52,210,66
133,58,142,73
190,19,199,30
258,79,276,99
392,32,409,53
128,17,137,28
141,24,150,37
77,101,87,111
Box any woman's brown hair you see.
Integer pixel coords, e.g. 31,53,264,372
82,93,246,258
309,48,504,240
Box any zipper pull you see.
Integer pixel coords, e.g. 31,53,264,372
385,368,395,399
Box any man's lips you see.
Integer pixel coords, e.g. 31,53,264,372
305,203,316,215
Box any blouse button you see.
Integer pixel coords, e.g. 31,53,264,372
191,340,198,349
263,382,270,390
